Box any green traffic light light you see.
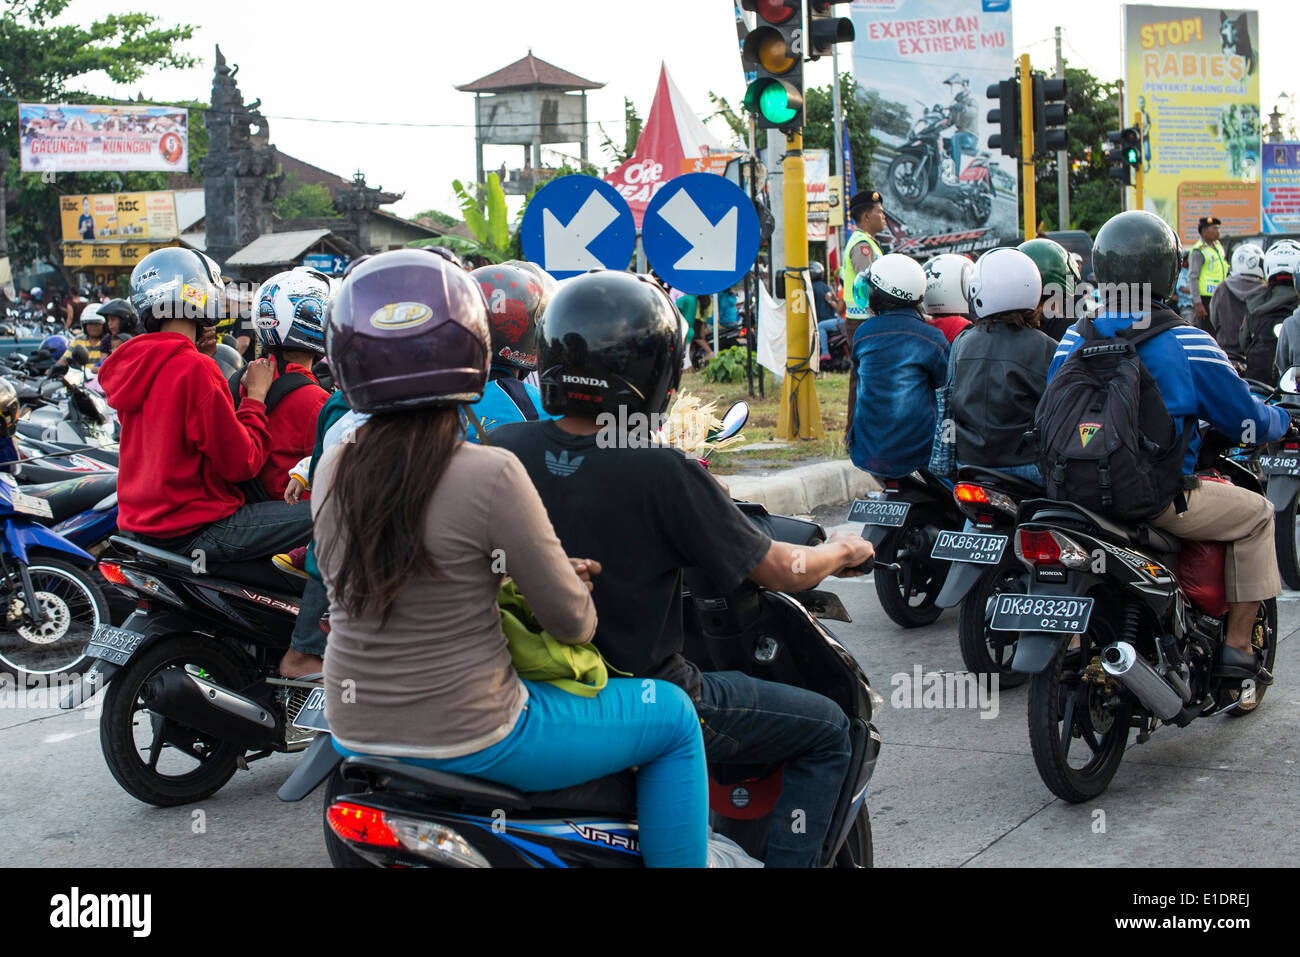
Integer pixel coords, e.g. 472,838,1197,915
1127,148,1138,163
759,83,797,124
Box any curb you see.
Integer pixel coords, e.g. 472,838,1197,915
725,460,880,516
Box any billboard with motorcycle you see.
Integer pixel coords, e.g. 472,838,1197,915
1121,5,1261,244
850,0,1018,256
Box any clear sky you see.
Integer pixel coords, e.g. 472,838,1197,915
53,0,1297,219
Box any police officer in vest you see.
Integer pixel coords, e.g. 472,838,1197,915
841,189,887,441
1188,216,1227,331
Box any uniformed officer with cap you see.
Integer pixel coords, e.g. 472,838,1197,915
1188,216,1226,330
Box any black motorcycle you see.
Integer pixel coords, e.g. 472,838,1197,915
852,469,964,627
280,503,882,869
886,101,994,226
60,535,320,806
1249,367,1300,589
1004,437,1278,802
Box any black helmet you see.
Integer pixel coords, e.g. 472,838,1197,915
98,298,138,333
212,343,245,381
130,247,225,332
0,378,18,438
537,271,684,419
1091,211,1180,304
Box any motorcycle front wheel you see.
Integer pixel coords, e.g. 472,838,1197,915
967,181,993,226
887,154,929,206
0,558,109,678
873,511,949,628
1273,498,1300,590
833,805,873,868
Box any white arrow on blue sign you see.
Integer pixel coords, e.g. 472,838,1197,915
520,175,637,280
641,173,761,295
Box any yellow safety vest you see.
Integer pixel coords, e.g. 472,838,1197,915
1192,240,1226,297
842,230,884,320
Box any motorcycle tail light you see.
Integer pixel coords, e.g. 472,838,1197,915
98,561,129,586
327,802,400,848
1015,529,1089,569
954,483,988,503
1286,442,1298,451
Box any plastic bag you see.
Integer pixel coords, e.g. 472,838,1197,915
706,829,764,868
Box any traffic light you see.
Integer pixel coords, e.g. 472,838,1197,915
807,0,854,60
986,78,1020,158
1032,75,1068,156
1106,126,1141,183
741,0,805,130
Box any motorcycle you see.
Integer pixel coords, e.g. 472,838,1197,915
931,466,1041,687
1252,366,1300,589
59,535,319,806
886,100,995,226
279,407,882,868
1005,434,1278,802
851,468,965,627
689,322,746,371
15,354,117,448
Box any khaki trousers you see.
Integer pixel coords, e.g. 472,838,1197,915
1149,480,1281,603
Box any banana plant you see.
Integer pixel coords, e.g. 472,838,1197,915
412,173,515,262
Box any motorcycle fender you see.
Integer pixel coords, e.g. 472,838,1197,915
934,560,986,609
3,518,94,566
863,525,891,548
277,732,341,803
57,658,120,710
1266,476,1300,512
1010,632,1067,674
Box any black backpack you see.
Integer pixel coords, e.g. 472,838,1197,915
1034,314,1195,522
227,364,316,504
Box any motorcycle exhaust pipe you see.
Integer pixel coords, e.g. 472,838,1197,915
140,666,278,751
1100,642,1187,721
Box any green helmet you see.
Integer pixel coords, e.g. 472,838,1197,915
1018,238,1075,301
1091,210,1180,303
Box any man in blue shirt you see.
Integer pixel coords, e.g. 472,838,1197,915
849,254,949,478
1050,212,1287,681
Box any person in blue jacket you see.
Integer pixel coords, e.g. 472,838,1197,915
1050,211,1288,683
849,254,950,479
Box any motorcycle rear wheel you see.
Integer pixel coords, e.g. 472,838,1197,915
958,560,1029,689
1273,498,1300,590
873,511,949,628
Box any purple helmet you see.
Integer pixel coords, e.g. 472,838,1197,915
326,249,490,413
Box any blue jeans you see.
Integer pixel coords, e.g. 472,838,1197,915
292,579,329,656
952,131,978,175
377,678,708,867
697,671,852,867
818,317,844,357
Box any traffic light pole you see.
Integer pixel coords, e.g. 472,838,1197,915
1019,53,1036,240
1133,109,1144,210
776,131,823,441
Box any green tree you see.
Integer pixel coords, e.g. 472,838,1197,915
411,173,516,263
273,174,338,220
598,97,643,165
413,208,461,230
706,91,749,147
804,74,878,185
1034,66,1123,235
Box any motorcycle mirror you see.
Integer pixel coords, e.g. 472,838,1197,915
70,345,90,367
1282,367,1300,395
716,401,750,443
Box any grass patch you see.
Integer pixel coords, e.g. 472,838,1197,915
680,368,851,474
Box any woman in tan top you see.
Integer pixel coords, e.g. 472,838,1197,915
314,249,707,866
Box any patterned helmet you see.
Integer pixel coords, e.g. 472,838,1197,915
253,268,332,355
470,262,552,371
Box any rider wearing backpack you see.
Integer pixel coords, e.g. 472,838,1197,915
1043,211,1289,683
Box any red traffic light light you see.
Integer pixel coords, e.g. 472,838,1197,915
743,0,798,25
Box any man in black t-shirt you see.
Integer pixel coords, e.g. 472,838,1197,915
492,270,874,867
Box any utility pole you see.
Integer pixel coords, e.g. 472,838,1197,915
776,129,823,440
1116,79,1126,212
1055,27,1069,231
830,43,845,277
1019,54,1036,240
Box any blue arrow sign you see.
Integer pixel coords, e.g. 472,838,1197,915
641,173,761,295
520,175,636,280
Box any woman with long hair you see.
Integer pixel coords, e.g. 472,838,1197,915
313,250,707,867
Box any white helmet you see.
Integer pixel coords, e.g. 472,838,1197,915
253,267,332,355
1263,240,1300,282
79,303,104,328
922,254,974,315
1230,242,1265,279
969,247,1043,320
863,254,927,305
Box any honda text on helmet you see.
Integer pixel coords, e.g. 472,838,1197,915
537,270,684,419
254,267,332,356
129,247,225,331
922,254,974,315
326,248,491,414
969,248,1043,319
1231,242,1265,280
470,262,554,371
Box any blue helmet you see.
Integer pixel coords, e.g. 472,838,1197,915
43,334,68,361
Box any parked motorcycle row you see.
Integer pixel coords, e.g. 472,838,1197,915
852,378,1297,802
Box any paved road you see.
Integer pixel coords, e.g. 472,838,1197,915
1,501,1294,867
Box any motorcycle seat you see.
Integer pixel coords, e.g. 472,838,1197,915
1023,500,1182,553
109,535,307,596
956,465,1041,499
21,472,118,523
340,756,637,816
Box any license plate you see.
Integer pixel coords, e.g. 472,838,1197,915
84,624,146,666
930,530,1007,565
991,594,1093,634
292,686,330,732
1259,454,1300,477
847,498,912,528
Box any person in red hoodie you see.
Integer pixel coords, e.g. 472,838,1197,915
99,248,316,670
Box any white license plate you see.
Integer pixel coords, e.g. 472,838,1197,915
847,498,912,528
292,686,330,732
930,530,1007,565
85,625,146,666
990,594,1093,634
1260,454,1300,477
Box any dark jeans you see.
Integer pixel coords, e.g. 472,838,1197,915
168,500,321,654
697,670,852,867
